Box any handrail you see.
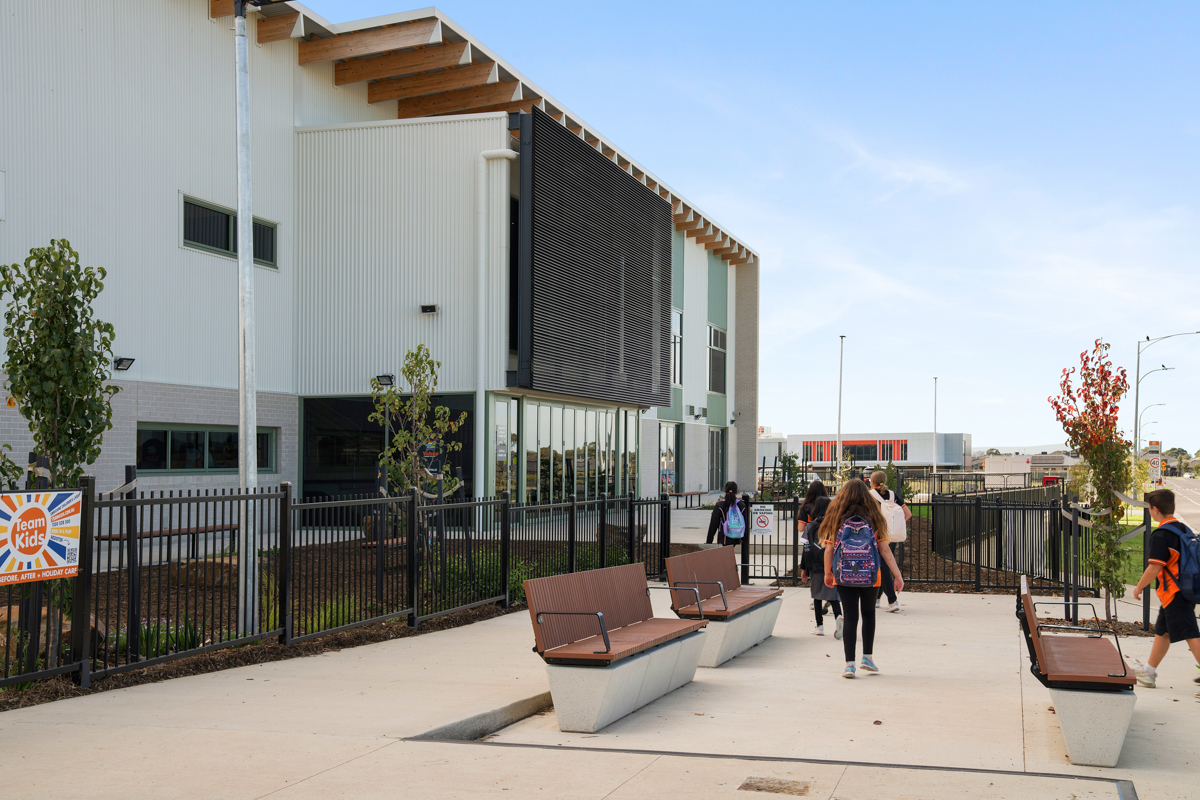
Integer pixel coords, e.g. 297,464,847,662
647,585,702,619
1031,600,1129,679
672,580,728,611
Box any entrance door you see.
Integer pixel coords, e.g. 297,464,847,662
708,428,725,491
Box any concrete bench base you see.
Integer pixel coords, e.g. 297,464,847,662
1048,687,1136,767
546,630,706,733
698,597,783,668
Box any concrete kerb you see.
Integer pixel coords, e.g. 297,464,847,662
408,691,553,742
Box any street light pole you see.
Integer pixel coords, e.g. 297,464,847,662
1138,403,1165,455
1132,331,1199,498
836,336,845,476
932,377,938,475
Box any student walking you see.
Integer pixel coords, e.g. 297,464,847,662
1131,489,1200,689
706,481,748,546
799,481,843,637
822,478,904,678
869,471,911,613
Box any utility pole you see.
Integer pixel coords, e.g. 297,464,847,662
836,336,845,477
234,0,260,635
932,377,938,475
1132,331,1198,499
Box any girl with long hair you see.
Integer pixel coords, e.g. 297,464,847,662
821,478,904,678
706,481,747,546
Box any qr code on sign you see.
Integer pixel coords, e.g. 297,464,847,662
66,547,78,564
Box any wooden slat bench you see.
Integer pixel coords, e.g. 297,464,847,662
664,545,784,667
1016,575,1136,767
524,563,707,733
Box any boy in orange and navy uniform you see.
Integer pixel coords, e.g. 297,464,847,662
1131,489,1200,688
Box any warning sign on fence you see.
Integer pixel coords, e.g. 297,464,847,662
0,491,83,585
750,504,775,536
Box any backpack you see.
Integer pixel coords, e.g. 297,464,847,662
832,516,880,587
722,500,746,540
801,518,824,572
870,488,908,544
1160,521,1200,604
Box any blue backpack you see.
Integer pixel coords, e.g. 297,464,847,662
722,501,746,540
1161,521,1200,604
832,516,879,587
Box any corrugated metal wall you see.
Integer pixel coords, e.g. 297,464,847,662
0,0,294,393
294,115,511,396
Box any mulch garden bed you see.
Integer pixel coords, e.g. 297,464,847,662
1,600,528,713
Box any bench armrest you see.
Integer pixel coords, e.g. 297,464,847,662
647,585,703,619
535,611,612,654
672,580,728,611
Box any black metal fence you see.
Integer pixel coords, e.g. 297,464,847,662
1,480,671,689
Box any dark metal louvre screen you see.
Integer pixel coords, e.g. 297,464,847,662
519,108,672,407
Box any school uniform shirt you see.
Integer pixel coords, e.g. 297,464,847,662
1148,516,1187,607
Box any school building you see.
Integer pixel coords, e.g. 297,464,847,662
758,431,973,471
0,1,760,500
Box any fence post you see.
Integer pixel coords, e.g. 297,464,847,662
741,493,751,585
375,467,386,614
895,474,906,572
599,492,607,569
501,490,511,609
1075,494,1084,623
660,493,670,573
792,495,800,585
123,464,140,662
974,494,982,592
278,481,292,646
408,487,419,629
1142,504,1151,631
567,494,577,573
71,475,95,688
627,491,636,567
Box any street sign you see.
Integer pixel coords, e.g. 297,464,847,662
750,504,774,536
1148,441,1161,455
1150,456,1162,483
0,491,83,585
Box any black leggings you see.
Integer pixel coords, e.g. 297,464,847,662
814,598,843,627
836,585,876,662
876,544,898,604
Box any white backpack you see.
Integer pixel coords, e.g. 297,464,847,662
870,488,908,544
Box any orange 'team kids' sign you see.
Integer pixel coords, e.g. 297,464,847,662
0,492,83,585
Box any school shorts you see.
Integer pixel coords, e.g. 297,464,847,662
1154,597,1200,643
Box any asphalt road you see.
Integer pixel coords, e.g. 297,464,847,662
1163,477,1200,528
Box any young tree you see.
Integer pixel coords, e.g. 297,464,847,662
1048,338,1133,624
369,345,466,497
1,240,118,487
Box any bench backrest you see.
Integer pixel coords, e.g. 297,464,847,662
665,546,741,605
524,563,652,654
1018,575,1048,673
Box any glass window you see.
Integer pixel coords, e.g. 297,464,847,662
525,402,538,504
563,408,575,501
538,404,551,503
137,429,168,471
208,431,238,469
585,410,597,499
551,405,563,503
137,426,276,473
574,409,585,499
708,325,727,394
708,428,726,491
183,197,277,268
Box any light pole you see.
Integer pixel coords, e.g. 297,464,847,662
932,377,938,475
1133,331,1198,497
1138,403,1165,454
836,336,845,476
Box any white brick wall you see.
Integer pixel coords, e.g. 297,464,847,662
0,378,298,493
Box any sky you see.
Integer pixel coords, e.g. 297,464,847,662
306,1,1200,453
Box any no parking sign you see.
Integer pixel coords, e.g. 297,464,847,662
750,504,774,536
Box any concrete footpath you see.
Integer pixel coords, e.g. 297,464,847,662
1,586,1196,798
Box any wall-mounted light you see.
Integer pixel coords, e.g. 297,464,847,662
376,374,395,387
114,357,135,371
420,304,439,314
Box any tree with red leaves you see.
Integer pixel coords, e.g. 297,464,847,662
1048,339,1133,623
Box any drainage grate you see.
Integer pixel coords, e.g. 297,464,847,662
737,777,810,796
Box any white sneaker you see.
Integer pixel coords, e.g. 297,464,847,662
886,601,901,613
1131,659,1157,689
811,625,824,636
835,615,845,640
875,598,882,608
809,600,816,610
